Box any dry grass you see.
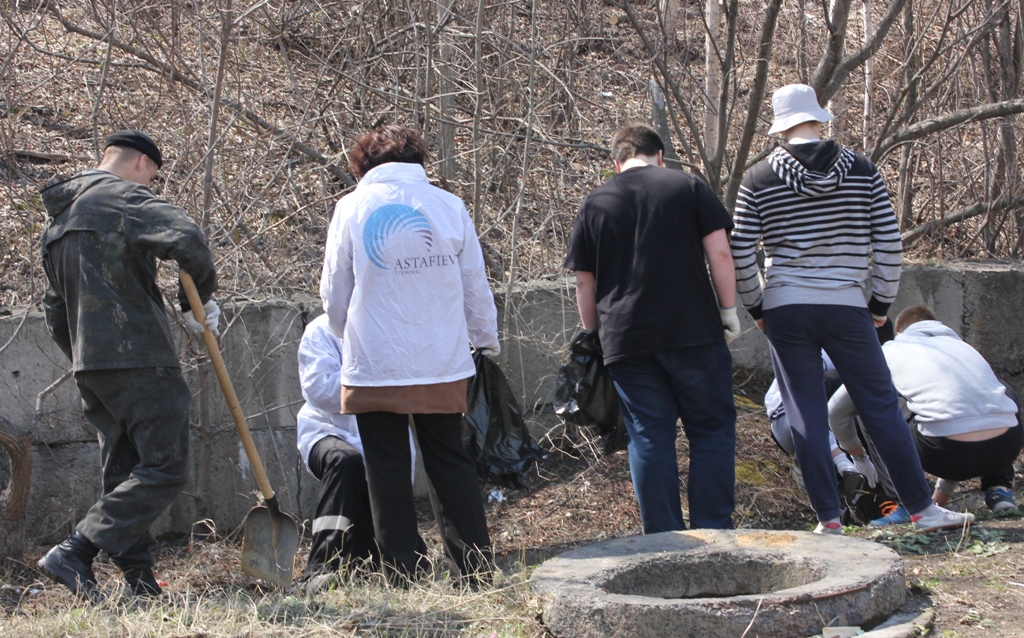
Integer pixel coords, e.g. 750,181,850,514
0,380,818,638
3,389,1024,636
2,538,545,637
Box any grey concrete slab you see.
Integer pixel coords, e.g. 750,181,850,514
531,529,908,638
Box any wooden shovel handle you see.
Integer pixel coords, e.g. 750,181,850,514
180,272,275,502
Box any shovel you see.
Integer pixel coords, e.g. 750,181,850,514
180,272,298,587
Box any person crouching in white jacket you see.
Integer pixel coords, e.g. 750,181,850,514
296,314,417,577
320,125,500,581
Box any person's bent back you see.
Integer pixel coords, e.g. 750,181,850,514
829,305,1022,514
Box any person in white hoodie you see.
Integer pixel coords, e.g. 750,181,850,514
829,305,1022,518
320,125,499,580
296,313,417,576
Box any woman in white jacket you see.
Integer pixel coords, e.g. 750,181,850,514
320,125,500,579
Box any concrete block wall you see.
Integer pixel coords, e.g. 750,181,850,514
0,300,325,544
1,262,1021,544
499,262,1024,415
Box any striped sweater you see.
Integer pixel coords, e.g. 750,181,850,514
730,140,902,320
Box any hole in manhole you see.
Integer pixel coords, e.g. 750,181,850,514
600,551,827,599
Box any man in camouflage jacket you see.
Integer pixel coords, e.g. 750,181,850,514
37,130,218,600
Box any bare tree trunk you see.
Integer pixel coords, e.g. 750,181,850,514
896,0,917,230
723,0,784,208
202,0,233,236
659,0,681,43
500,0,537,349
90,35,114,162
437,0,456,188
897,145,915,230
814,0,911,102
812,0,854,93
472,0,486,227
798,0,809,82
826,0,848,145
984,0,1021,253
862,0,874,148
0,415,32,561
419,0,434,139
704,0,721,155
650,79,682,169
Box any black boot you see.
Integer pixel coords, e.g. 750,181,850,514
123,568,162,596
110,535,161,597
37,532,101,601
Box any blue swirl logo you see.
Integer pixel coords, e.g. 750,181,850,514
362,204,435,269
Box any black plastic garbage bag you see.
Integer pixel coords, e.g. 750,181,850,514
552,330,629,454
463,351,545,489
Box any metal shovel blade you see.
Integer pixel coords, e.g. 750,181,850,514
240,499,298,588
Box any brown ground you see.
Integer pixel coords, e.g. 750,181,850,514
480,383,1024,637
3,386,1023,636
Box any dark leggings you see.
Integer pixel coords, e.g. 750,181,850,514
356,412,491,578
764,304,933,521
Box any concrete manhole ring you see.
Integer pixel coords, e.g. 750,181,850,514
530,529,907,638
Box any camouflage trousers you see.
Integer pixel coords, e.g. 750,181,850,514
74,367,191,570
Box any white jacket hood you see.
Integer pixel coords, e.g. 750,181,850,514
897,319,959,340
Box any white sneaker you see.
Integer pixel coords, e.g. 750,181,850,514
911,506,975,533
813,520,843,535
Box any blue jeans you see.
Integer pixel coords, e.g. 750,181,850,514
606,342,736,532
764,304,933,521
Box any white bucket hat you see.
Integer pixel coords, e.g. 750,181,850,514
768,84,834,135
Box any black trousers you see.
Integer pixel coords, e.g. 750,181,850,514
356,412,491,577
911,382,1023,491
305,436,378,574
74,367,191,570
912,422,1022,490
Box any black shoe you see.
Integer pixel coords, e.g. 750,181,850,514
37,532,101,601
123,568,162,596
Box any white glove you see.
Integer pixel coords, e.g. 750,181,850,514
719,306,741,344
477,344,501,358
851,453,879,488
183,300,221,337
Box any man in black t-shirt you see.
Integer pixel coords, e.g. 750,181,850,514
564,124,740,532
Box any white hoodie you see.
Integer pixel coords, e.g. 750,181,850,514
295,314,415,478
320,162,500,387
882,320,1017,436
829,320,1017,447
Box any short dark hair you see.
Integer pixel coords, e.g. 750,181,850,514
610,125,665,163
348,125,429,178
895,305,936,333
